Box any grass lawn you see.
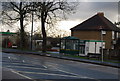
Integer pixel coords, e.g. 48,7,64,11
63,54,120,63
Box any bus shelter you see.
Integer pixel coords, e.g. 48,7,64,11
60,36,105,56
60,36,80,55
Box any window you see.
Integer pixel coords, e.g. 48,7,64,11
116,32,119,38
102,30,106,35
112,31,115,39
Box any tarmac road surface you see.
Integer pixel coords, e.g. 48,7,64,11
1,52,119,81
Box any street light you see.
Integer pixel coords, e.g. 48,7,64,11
31,5,36,50
31,10,34,50
100,26,104,62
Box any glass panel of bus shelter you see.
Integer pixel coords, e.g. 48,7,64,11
79,40,85,54
61,40,65,49
74,40,79,50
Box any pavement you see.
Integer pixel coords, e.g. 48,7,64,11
2,48,120,68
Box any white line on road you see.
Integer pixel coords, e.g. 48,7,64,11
45,61,103,81
22,60,25,62
3,62,37,66
16,70,80,78
45,63,98,80
58,68,102,81
45,62,58,66
54,68,93,79
7,66,98,80
10,69,35,81
7,65,93,79
46,64,93,79
7,56,18,60
57,69,101,81
46,54,51,56
6,66,48,70
57,69,79,76
57,68,101,81
8,57,11,59
43,65,48,68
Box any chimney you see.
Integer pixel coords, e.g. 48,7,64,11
97,12,104,16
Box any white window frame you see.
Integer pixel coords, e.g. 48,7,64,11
112,31,115,39
116,32,119,38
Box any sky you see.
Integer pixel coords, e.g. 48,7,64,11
57,2,119,32
0,0,119,36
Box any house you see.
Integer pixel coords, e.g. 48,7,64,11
70,12,120,49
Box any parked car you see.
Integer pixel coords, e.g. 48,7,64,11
12,44,17,49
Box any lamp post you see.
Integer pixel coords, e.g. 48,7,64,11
100,26,104,62
30,5,35,50
31,10,34,50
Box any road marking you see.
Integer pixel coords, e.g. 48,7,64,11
46,64,90,78
3,62,37,66
46,62,58,65
4,62,46,69
45,62,101,81
58,70,101,81
57,69,79,76
56,69,101,81
6,65,94,79
16,71,80,78
55,68,92,79
8,57,11,59
10,69,35,81
6,66,48,70
46,64,96,79
6,66,98,80
46,54,51,56
22,60,25,62
43,65,47,68
7,56,18,60
52,67,101,81
47,65,53,67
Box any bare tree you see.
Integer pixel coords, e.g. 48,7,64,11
33,0,78,52
34,25,70,38
2,2,31,49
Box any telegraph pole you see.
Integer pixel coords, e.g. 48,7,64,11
100,26,104,62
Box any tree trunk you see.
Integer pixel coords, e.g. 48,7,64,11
41,12,47,53
20,14,25,49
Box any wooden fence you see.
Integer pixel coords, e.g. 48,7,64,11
103,49,120,60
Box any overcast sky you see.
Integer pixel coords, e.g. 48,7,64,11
68,2,118,21
0,1,119,36
56,2,119,33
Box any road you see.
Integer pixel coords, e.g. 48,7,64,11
1,52,119,81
